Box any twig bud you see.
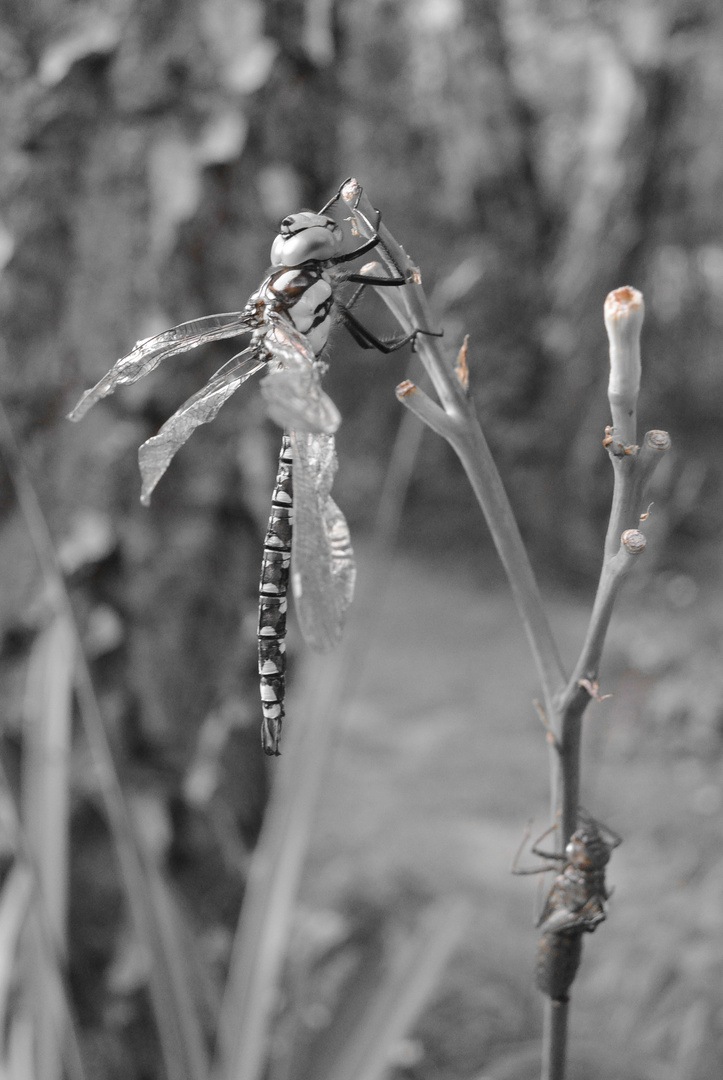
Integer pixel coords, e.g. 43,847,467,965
621,529,646,554
644,429,671,452
605,287,644,400
455,336,470,393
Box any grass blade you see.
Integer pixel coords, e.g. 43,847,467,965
0,865,33,1034
214,649,349,1080
0,402,209,1080
22,612,75,1080
0,831,88,1080
305,897,471,1080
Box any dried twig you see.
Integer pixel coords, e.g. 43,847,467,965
343,183,671,1080
343,179,567,726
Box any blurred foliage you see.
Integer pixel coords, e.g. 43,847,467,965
0,0,722,1077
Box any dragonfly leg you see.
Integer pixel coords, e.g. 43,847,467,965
344,270,407,286
511,821,565,875
317,178,385,263
318,177,350,216
530,820,570,861
339,306,442,354
334,209,385,263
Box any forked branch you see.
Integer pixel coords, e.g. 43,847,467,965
341,179,566,724
342,184,672,1080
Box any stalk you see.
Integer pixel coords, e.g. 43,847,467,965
343,181,671,1080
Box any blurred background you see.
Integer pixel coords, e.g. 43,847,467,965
1,1,723,1078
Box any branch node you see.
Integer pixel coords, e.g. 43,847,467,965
577,679,612,703
602,425,638,458
644,429,671,452
455,335,470,393
621,529,646,554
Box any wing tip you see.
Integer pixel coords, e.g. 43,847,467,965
66,391,96,422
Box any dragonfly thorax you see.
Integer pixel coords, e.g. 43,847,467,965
565,826,612,871
270,213,344,267
251,266,335,360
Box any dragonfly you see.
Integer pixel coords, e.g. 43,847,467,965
69,178,439,755
512,810,622,1001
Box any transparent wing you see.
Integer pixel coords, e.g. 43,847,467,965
259,322,340,435
68,311,252,421
290,430,356,652
138,347,266,504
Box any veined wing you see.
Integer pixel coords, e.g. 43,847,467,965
290,430,355,653
259,321,340,436
138,346,266,504
68,311,252,421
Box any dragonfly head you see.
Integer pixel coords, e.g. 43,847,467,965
270,212,344,267
566,823,612,871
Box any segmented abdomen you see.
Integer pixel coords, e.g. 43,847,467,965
258,436,293,756
536,931,583,1002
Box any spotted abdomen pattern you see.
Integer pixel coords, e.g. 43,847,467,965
258,436,293,756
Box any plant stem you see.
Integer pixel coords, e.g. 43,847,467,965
542,1000,568,1080
345,180,567,720
342,184,678,1080
538,292,668,1078
343,186,678,1080
604,429,671,560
